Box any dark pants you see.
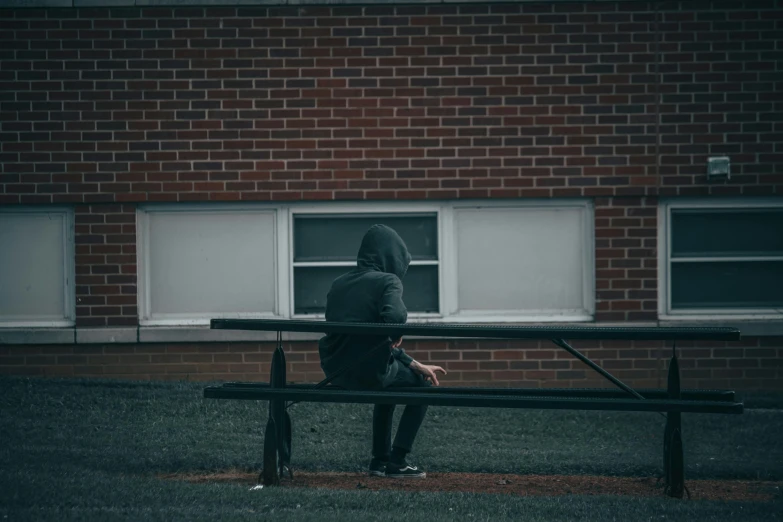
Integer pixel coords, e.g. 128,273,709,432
372,360,431,461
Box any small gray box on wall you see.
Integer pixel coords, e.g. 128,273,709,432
707,156,730,181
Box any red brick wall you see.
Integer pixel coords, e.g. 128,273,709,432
1,339,782,390
1,2,782,388
594,196,659,321
75,204,138,327
1,3,780,205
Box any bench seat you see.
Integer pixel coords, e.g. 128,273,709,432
216,381,737,402
204,385,743,414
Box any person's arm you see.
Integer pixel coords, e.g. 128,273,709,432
390,337,413,367
379,276,446,382
409,360,447,386
391,335,447,384
392,347,414,367
380,276,411,365
379,275,407,324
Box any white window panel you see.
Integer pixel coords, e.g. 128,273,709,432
0,208,74,326
288,200,592,322
660,198,783,320
133,200,594,326
450,204,593,320
138,206,278,325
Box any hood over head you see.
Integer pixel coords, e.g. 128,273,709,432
356,224,412,280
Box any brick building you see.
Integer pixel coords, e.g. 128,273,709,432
0,0,781,390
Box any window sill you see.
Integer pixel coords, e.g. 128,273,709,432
1,319,782,345
0,328,76,345
657,318,783,337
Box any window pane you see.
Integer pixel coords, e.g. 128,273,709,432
455,207,587,313
294,265,439,315
294,214,438,262
0,212,68,322
671,261,783,309
146,210,276,317
672,209,783,257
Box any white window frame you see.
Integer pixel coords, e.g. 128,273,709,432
658,197,783,321
442,200,595,322
287,203,445,320
135,199,594,325
0,206,75,327
287,199,594,323
136,204,286,326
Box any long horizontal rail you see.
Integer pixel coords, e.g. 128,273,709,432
218,382,736,402
210,318,741,341
203,387,743,414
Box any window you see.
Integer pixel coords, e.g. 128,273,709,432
137,200,593,325
292,213,440,315
289,200,592,321
0,208,74,326
661,199,783,318
137,206,280,325
450,205,592,319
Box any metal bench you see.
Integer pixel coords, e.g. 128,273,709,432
204,319,743,498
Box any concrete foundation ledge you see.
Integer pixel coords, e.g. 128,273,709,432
0,328,75,345
137,327,321,343
658,321,783,338
2,0,625,8
76,328,138,344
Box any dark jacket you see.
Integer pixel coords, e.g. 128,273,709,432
318,224,415,389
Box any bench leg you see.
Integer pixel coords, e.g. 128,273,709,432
663,342,685,498
262,416,279,486
261,336,294,485
260,345,282,486
274,345,293,480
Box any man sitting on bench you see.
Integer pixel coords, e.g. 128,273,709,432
318,224,447,479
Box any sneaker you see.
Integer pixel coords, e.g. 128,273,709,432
385,461,426,479
368,458,388,477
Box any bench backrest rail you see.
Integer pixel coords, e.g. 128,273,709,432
210,318,741,341
217,382,736,402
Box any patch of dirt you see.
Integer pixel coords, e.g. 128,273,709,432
159,470,780,502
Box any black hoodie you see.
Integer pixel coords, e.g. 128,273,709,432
318,224,415,389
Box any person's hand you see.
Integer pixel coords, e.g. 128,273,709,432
391,337,403,348
410,361,447,386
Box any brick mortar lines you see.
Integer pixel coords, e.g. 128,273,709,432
1,5,781,204
74,204,138,327
1,338,781,389
594,196,658,321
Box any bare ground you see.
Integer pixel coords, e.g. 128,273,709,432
159,470,781,503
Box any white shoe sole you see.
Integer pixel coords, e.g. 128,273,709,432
386,472,426,479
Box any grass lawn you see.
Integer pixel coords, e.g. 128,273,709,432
1,376,781,521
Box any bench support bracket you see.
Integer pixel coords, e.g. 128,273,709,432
552,338,645,400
